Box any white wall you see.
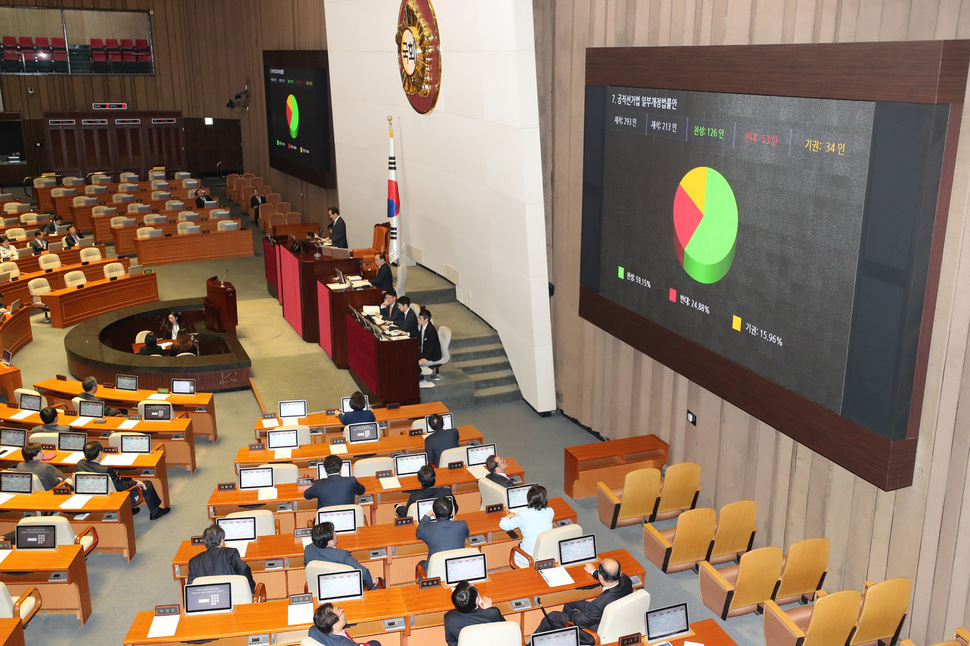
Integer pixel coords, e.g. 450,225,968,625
324,0,556,412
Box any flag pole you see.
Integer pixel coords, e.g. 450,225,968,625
387,115,406,294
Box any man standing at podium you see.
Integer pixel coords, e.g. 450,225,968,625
326,207,347,249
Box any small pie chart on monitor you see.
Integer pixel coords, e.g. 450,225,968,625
673,166,738,284
286,94,300,139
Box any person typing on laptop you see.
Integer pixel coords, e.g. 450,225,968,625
15,442,69,490
78,376,127,417
337,391,375,426
532,558,633,643
304,521,377,590
304,455,366,508
188,523,256,593
76,441,170,519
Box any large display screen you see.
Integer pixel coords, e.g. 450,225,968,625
263,50,336,189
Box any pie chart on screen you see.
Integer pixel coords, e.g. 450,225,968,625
673,166,738,284
286,94,300,139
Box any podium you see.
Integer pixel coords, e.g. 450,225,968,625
204,276,237,333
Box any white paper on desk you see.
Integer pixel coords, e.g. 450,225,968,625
147,614,180,638
0,550,10,565
540,567,575,588
147,393,170,401
0,447,16,458
362,305,380,316
256,487,278,501
329,443,348,455
226,540,251,558
328,283,349,290
273,449,292,460
261,417,280,429
301,536,312,548
0,493,14,505
62,451,85,464
683,642,703,646
60,494,93,509
467,465,489,479
69,417,93,427
102,454,137,466
379,476,401,489
9,410,33,420
118,418,140,430
288,601,314,625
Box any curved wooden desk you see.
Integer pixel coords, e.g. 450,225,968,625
254,402,449,440
0,307,32,357
0,545,92,624
46,271,158,328
133,229,254,267
111,217,242,255
0,256,128,311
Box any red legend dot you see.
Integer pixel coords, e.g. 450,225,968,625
669,288,677,302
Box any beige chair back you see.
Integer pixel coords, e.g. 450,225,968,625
710,499,757,563
775,537,831,604
426,547,481,581
352,456,394,477
0,262,20,278
103,262,126,280
5,228,25,241
28,278,52,298
80,247,102,263
127,202,149,213
92,205,116,216
258,463,299,485
851,577,911,646
456,621,522,646
191,575,253,606
177,221,199,234
478,476,508,511
596,589,652,644
534,523,584,563
136,227,156,239
63,271,87,288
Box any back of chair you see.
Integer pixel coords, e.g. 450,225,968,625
227,509,277,537
456,620,522,646
775,537,830,604
803,589,862,646
0,262,20,278
478,476,508,510
165,200,184,211
595,589,652,643
316,505,367,528
851,577,911,646
113,193,133,203
5,228,25,241
710,499,757,563
668,507,716,568
533,524,584,563
191,575,253,606
276,201,291,214
426,547,481,581
211,209,230,220
104,262,126,280
135,329,152,343
93,206,116,216
177,221,197,234
178,211,199,221
352,456,394,477
618,468,662,524
27,431,59,446
110,216,128,227
731,546,784,611
128,202,149,213
654,461,701,520
136,227,155,239
304,560,354,596
431,326,452,365
437,446,466,468
0,582,16,619
28,278,51,298
259,463,299,485
284,211,301,225
63,270,87,288
17,515,75,545
217,220,238,231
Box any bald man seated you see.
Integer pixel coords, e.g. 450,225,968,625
532,558,633,642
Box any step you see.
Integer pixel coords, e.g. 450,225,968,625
406,286,456,306
448,333,500,350
473,383,521,405
450,343,506,362
470,368,517,389
452,355,510,375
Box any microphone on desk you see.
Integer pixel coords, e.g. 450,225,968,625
220,267,229,287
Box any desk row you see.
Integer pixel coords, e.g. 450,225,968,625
253,400,450,440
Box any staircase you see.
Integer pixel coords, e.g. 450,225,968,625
449,334,520,406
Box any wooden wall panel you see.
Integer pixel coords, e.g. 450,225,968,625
541,0,970,642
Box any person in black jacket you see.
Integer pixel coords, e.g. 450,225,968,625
337,391,376,426
138,332,165,356
42,215,63,235
249,187,267,222
303,455,365,508
304,521,376,589
326,207,347,248
532,558,633,641
78,376,126,417
394,464,458,518
195,186,213,208
415,496,468,572
62,225,82,249
76,441,170,519
306,604,381,646
397,296,418,338
484,454,515,488
188,524,257,593
444,581,503,646
424,413,458,467
417,310,442,366
372,252,393,293
379,289,404,325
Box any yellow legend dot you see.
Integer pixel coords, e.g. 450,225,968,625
732,315,741,331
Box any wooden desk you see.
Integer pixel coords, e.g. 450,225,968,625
0,491,136,561
0,618,24,646
133,229,254,266
271,221,320,238
34,377,219,443
346,311,420,407
603,618,736,646
1,256,129,311
176,498,577,594
46,271,159,328
7,248,82,275
0,407,196,472
0,308,32,360
254,402,449,440
278,245,363,343
0,365,22,404
0,545,92,624
111,217,241,255
207,458,526,532
92,206,223,244
564,435,669,499
0,447,171,507
318,282,384,369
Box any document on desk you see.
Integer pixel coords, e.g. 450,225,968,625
147,393,169,400
328,283,349,290
540,566,575,588
102,454,138,466
330,443,348,455
147,614,180,638
379,475,402,489
118,418,140,430
0,550,10,565
0,492,14,506
301,536,312,548
288,601,314,625
9,410,33,420
274,449,293,460
467,465,489,479
69,416,94,427
257,487,278,501
226,540,250,558
62,451,85,464
261,417,280,429
60,494,93,509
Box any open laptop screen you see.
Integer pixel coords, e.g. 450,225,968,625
340,395,369,413
74,473,111,495
416,495,455,520
465,443,495,467
58,432,87,452
558,534,597,567
532,626,580,646
424,412,454,431
316,508,357,533
316,570,363,602
0,428,26,448
120,434,151,454
216,516,257,542
142,403,171,421
646,602,691,642
171,378,196,395
316,461,351,479
19,394,41,412
239,466,274,489
78,400,104,418
394,452,427,476
1,349,11,366
266,428,299,450
444,552,487,585
184,582,233,614
115,374,139,391
0,471,32,494
347,422,379,443
278,399,307,419
15,525,56,550
507,483,537,511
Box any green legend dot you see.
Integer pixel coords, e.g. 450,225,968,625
618,266,625,279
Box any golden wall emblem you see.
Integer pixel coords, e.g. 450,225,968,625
395,0,441,114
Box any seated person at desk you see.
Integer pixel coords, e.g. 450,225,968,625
373,252,393,293
424,413,458,467
533,558,633,641
31,407,71,434
337,391,375,426
138,332,165,356
29,230,48,254
188,523,257,593
378,289,404,325
304,455,365,508
395,464,458,518
0,237,16,261
62,225,82,249
415,496,469,571
417,309,442,368
304,521,377,590
397,296,418,338
161,311,183,340
42,215,63,236
76,441,171,520
79,376,127,417
499,485,553,567
444,581,504,646
194,187,212,208
307,603,381,646
484,454,515,488
171,330,197,355
16,442,69,490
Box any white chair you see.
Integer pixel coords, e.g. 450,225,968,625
456,621,522,646
177,211,200,221
258,463,299,485
16,516,98,556
108,432,149,452
150,180,168,190
352,457,394,477
19,213,42,225
0,262,20,279
84,185,106,195
38,254,61,271
478,476,509,511
15,388,47,409
73,196,97,207
118,183,139,192
304,560,354,597
581,589,652,644
63,271,87,288
211,209,230,219
27,431,59,445
421,325,452,381
177,221,199,234
134,329,152,343
217,220,238,231
50,187,75,197
176,352,196,357
437,446,467,468
90,174,110,185
144,214,166,225
136,227,156,239
79,247,102,263
190,575,265,605
421,547,481,581
113,193,134,203
0,582,42,627
315,504,367,528
411,418,427,434
103,262,126,280
510,524,584,569
92,205,116,216
110,216,128,227
127,203,149,214
151,191,170,200
119,172,138,183
164,200,184,211
177,173,194,181
27,279,52,320
148,170,165,180
226,509,279,536
62,176,84,186
5,228,26,241
137,400,174,419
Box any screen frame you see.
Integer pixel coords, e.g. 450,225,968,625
444,552,488,586
58,432,87,452
115,374,139,391
465,443,496,467
317,461,351,479
394,452,428,476
238,466,275,490
216,515,258,542
506,483,537,511
171,378,196,395
0,428,26,447
645,602,690,641
183,581,234,614
425,412,453,431
278,399,307,420
316,569,363,602
78,400,105,418
315,507,358,533
558,534,598,567
346,422,379,444
73,473,111,495
142,403,172,421
120,434,151,454
532,626,581,646
0,471,33,494
19,393,41,411
15,524,56,550
266,428,299,450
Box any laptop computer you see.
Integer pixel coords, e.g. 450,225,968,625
346,422,379,444
531,626,581,646
0,471,33,494
184,581,234,615
0,428,26,449
394,452,428,476
238,466,274,490
0,349,11,368
507,483,537,511
77,400,104,419
278,399,307,423
316,507,358,533
73,473,111,495
58,432,88,452
416,495,455,520
466,443,496,467
171,378,196,395
115,374,139,391
340,395,370,413
18,393,42,412
216,515,258,553
316,461,351,479
266,428,299,450
645,602,691,643
120,434,151,454
444,552,488,586
558,534,598,567
316,570,364,602
15,524,56,550
142,403,171,421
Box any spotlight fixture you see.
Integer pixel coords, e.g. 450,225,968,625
226,88,250,110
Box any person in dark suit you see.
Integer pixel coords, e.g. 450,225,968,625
484,454,515,488
194,187,213,208
424,413,459,467
138,332,165,355
16,442,69,490
249,187,267,222
29,230,48,255
337,391,376,426
62,225,82,249
76,441,170,519
326,207,347,249
30,407,71,434
304,455,365,508
415,496,469,571
379,289,404,325
418,309,442,366
306,604,382,646
444,581,504,646
188,523,257,593
373,252,393,293
42,215,63,235
304,521,376,589
79,376,126,417
533,558,633,641
397,296,419,338
395,464,458,518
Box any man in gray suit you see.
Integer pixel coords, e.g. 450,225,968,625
15,442,68,490
415,496,468,573
303,521,377,589
303,455,365,508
